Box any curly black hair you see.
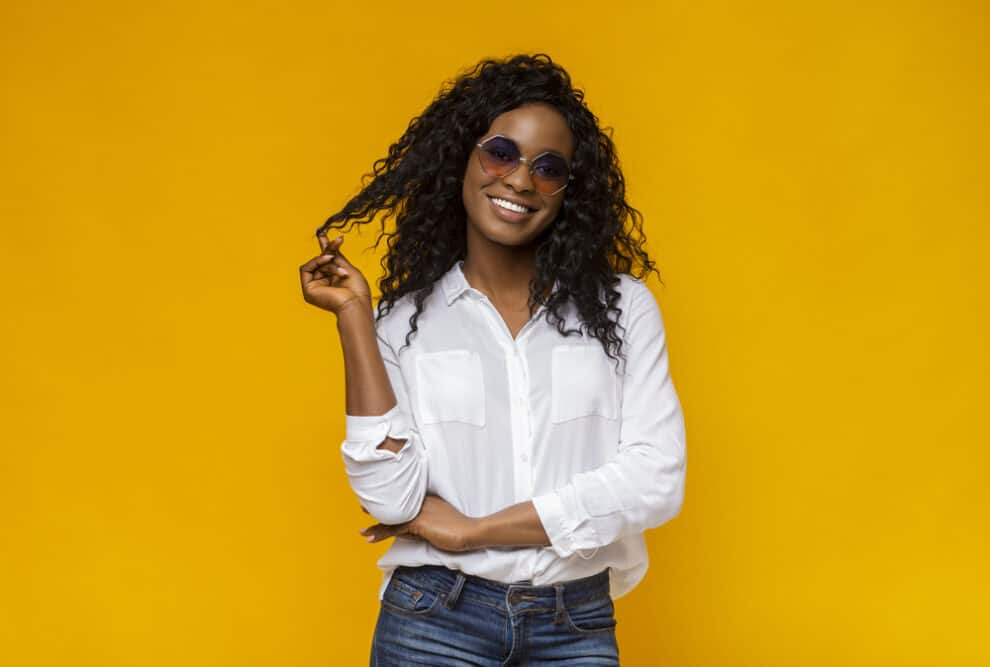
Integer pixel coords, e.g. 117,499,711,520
315,53,661,363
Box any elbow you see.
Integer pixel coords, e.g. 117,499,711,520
366,491,426,526
349,457,428,526
341,431,429,525
643,484,685,531
642,485,684,530
643,445,687,529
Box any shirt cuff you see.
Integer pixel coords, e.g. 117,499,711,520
341,405,413,463
531,491,576,558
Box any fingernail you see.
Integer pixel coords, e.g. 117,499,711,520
365,535,375,542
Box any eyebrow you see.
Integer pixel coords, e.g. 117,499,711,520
488,133,570,160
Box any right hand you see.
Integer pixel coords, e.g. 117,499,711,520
299,232,372,315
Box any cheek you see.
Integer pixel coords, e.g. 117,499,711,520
461,174,477,205
463,156,488,189
462,166,487,204
529,204,563,238
541,200,565,226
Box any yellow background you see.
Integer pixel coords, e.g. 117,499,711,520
2,1,987,665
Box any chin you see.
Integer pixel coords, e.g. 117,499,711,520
472,217,550,248
472,227,530,248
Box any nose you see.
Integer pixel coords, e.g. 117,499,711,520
500,161,536,193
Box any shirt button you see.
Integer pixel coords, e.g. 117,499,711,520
520,453,529,463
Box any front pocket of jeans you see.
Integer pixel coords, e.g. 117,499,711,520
381,576,445,617
415,350,486,426
563,594,617,634
551,345,619,423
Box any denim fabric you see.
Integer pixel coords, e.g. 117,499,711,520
370,565,620,666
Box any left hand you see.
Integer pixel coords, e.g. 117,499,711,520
359,495,481,553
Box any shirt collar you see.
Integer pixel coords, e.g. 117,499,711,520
439,260,473,306
438,260,561,312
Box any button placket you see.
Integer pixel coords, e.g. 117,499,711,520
516,346,535,497
469,293,537,501
506,345,533,502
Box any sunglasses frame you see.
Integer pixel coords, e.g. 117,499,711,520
475,134,575,196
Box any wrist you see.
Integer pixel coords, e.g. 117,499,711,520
334,295,374,323
466,515,490,550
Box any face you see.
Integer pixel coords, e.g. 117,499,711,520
461,102,575,249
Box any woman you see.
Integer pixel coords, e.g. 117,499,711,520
299,53,687,666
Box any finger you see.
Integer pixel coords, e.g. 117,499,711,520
360,521,411,543
360,524,394,543
301,253,336,271
323,251,350,277
314,257,344,279
318,232,344,254
322,240,347,276
316,261,348,280
299,254,337,282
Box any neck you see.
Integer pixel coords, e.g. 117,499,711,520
461,230,537,306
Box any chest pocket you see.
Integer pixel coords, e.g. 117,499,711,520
415,349,486,427
551,345,620,423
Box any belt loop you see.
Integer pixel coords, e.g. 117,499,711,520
445,571,467,609
553,582,566,625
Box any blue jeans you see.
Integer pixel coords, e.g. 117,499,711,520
370,564,620,666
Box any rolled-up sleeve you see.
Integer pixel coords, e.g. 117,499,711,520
340,329,428,526
532,280,687,558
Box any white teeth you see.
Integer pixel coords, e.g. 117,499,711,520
491,197,531,214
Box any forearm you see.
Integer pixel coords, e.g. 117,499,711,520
335,300,404,453
530,441,686,558
469,500,551,549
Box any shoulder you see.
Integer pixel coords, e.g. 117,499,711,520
614,273,649,298
612,273,665,333
373,284,443,348
373,293,414,345
613,272,658,311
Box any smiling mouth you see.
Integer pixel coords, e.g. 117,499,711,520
487,195,537,220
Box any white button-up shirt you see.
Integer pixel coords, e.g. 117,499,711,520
341,261,687,601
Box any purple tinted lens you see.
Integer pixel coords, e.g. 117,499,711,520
479,136,520,174
532,154,570,191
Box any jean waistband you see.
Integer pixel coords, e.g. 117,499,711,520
392,564,611,611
